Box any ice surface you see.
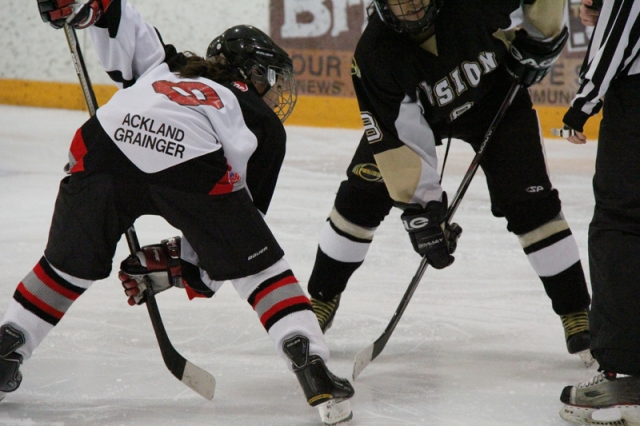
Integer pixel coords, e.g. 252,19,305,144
0,105,599,425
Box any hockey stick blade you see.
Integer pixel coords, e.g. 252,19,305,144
352,82,521,380
352,343,373,380
144,287,216,400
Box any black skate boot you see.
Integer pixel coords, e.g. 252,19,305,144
559,371,640,425
283,335,354,425
311,294,341,333
0,324,26,401
561,310,590,354
560,309,593,367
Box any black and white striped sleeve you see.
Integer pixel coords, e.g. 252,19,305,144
564,0,640,131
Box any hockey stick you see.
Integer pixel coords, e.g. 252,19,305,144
62,22,215,400
352,81,522,380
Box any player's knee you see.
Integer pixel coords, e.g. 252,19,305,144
334,180,393,228
503,189,562,235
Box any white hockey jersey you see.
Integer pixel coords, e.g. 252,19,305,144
70,0,286,214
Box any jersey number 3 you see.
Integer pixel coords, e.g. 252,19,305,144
152,80,224,109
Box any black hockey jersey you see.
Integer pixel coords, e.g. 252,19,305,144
352,0,567,209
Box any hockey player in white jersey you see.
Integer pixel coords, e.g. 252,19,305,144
0,0,354,423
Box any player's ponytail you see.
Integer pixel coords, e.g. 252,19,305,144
177,51,249,84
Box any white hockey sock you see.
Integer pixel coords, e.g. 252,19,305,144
231,258,329,369
518,214,581,278
319,208,375,264
1,256,93,360
269,310,329,369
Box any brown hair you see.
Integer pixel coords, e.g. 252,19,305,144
177,51,249,84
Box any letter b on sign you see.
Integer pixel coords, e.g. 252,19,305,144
280,0,367,38
281,0,331,37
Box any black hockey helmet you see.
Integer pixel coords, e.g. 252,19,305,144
206,25,297,122
372,0,443,35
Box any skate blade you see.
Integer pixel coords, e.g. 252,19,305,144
560,404,640,425
0,391,5,402
318,398,353,425
578,349,596,368
617,406,640,426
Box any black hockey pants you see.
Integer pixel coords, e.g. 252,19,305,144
588,75,640,375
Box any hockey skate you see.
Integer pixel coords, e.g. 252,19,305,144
311,294,341,333
283,335,354,425
0,324,26,402
561,310,594,367
560,372,640,425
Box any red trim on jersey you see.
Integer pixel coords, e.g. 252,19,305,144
251,275,299,308
33,263,81,301
184,281,208,300
259,296,311,327
16,282,64,320
209,165,241,195
69,128,87,173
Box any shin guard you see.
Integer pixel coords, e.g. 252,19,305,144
3,257,92,360
233,259,329,368
518,215,590,315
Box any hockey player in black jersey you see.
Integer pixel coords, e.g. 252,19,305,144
308,0,593,362
0,0,354,423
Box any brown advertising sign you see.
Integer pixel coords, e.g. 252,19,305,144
269,0,366,98
270,0,593,107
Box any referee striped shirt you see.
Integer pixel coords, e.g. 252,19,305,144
563,0,640,131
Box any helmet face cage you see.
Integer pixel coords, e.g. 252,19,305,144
259,66,297,123
206,26,298,122
373,0,442,35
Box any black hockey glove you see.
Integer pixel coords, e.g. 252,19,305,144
505,27,569,87
401,193,462,269
38,0,112,30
